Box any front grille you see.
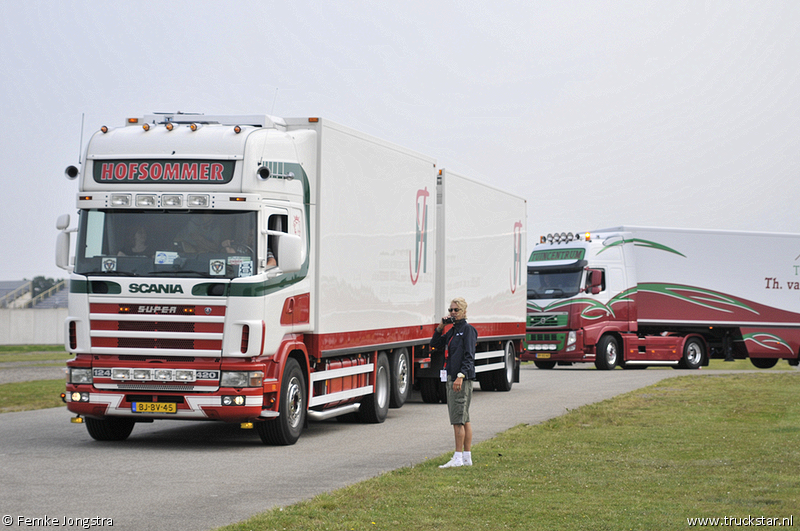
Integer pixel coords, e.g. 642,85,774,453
117,338,197,349
118,321,196,333
89,302,225,354
111,384,204,392
529,333,562,341
118,355,196,362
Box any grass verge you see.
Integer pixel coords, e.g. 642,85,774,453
215,373,800,531
0,379,66,413
0,345,70,364
0,344,65,353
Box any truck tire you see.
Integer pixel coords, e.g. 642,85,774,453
85,417,135,441
419,378,439,403
257,358,306,445
478,373,497,391
678,337,704,369
358,352,390,423
493,340,515,391
534,360,556,369
420,377,447,403
750,357,779,369
389,348,410,408
594,335,619,370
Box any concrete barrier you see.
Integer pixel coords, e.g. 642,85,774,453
0,309,68,346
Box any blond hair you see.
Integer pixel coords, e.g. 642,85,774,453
450,297,467,318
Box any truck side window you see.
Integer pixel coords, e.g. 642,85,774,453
267,214,288,264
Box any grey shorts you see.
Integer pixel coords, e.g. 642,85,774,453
446,377,472,425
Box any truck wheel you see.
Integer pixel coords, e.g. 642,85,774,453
420,378,439,403
493,341,515,391
85,417,135,441
478,372,497,391
358,352,390,423
389,348,410,408
257,358,306,445
534,360,556,369
437,380,448,404
750,357,779,369
679,338,704,369
594,335,619,370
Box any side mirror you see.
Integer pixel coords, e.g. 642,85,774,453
56,214,72,271
56,231,71,271
56,214,70,231
587,269,602,295
275,233,303,273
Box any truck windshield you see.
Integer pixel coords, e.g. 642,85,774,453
527,266,583,299
74,209,258,279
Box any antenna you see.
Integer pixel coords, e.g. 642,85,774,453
270,88,279,114
78,113,85,164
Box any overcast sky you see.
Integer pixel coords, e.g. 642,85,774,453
2,1,799,281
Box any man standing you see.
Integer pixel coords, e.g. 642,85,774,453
430,297,477,468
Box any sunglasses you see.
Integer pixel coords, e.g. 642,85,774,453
448,308,461,313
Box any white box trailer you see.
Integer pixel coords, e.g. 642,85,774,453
429,170,527,395
57,114,526,444
523,226,800,370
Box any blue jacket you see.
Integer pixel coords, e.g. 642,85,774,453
430,319,477,380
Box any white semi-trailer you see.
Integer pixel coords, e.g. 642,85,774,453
524,226,800,370
57,113,527,444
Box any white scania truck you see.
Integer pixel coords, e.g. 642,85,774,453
57,113,527,444
524,226,800,370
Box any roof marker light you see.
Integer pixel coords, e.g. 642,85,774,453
165,123,174,131
163,195,182,207
234,125,242,134
100,126,109,134
189,123,198,131
142,123,150,131
187,194,210,207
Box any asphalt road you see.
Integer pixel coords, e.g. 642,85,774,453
0,366,733,531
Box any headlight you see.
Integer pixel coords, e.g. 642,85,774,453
567,331,576,346
220,371,264,388
133,369,152,380
110,194,131,206
221,395,247,406
71,392,90,402
69,368,93,384
175,370,195,382
566,331,577,352
187,194,210,207
154,369,173,381
163,194,183,207
112,368,132,380
135,194,157,207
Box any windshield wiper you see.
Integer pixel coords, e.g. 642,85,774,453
82,270,138,276
146,270,221,278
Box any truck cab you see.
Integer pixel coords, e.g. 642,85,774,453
523,231,634,369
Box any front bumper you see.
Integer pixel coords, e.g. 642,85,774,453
64,384,272,422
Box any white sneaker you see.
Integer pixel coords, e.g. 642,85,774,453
439,457,463,468
463,458,473,466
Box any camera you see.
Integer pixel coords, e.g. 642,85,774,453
442,316,455,325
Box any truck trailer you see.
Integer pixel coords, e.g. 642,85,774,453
57,113,527,444
523,226,800,370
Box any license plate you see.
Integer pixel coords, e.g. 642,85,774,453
536,353,551,359
132,402,177,414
